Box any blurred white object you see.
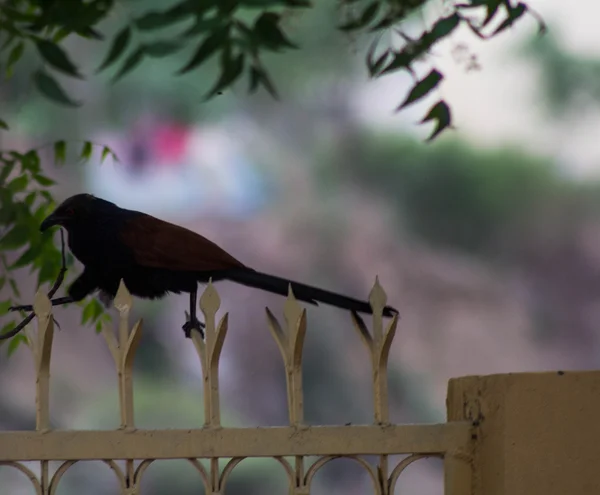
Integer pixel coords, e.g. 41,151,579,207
85,120,272,221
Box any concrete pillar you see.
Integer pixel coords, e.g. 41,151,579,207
447,371,600,495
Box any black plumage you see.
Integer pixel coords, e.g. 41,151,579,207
13,194,399,338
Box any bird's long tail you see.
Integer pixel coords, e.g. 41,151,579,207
226,269,398,317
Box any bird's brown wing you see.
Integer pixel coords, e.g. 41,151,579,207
120,213,245,272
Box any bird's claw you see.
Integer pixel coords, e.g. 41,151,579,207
8,304,33,312
182,318,205,339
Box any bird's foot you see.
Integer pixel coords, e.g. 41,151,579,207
8,304,33,312
182,318,205,339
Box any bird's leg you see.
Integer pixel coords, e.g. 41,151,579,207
9,296,75,313
181,290,205,339
0,230,69,341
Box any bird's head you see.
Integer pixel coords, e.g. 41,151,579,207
40,193,101,232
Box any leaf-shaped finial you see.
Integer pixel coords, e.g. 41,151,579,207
114,279,133,312
284,284,302,329
33,290,52,317
368,276,387,315
266,307,288,356
200,279,221,315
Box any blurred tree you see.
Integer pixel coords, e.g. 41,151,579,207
317,131,562,256
520,29,600,116
0,0,543,345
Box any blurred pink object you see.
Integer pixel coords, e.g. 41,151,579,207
154,122,190,167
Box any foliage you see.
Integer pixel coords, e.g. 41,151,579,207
520,29,600,116
0,0,541,348
0,142,116,348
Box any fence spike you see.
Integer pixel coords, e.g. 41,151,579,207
33,290,52,317
266,290,306,426
114,279,133,314
200,279,221,315
28,289,55,433
194,283,227,427
368,276,387,314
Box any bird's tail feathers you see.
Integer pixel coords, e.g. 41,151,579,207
226,269,398,317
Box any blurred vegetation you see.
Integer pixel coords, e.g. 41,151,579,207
316,130,572,256
520,29,600,116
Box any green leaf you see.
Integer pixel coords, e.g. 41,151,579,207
35,40,83,79
8,279,20,298
379,14,461,78
368,7,401,32
7,333,27,356
135,7,191,30
33,69,81,107
8,151,24,161
429,13,461,41
80,141,93,161
457,0,502,28
0,119,8,130
492,2,527,36
54,140,66,165
6,41,25,78
366,38,389,77
369,51,389,77
338,1,380,31
143,41,183,57
82,299,104,325
37,261,58,286
217,0,239,15
100,146,116,164
420,99,452,141
0,161,15,184
0,225,30,250
239,0,311,5
1,34,16,52
33,173,56,186
482,1,502,27
2,6,38,23
111,47,145,83
77,27,104,40
396,69,444,111
204,50,245,100
177,26,230,74
40,190,53,203
24,192,36,207
248,65,279,99
0,300,10,314
253,12,298,50
11,243,43,269
379,50,412,75
7,175,28,193
181,17,225,38
22,150,41,173
97,26,132,73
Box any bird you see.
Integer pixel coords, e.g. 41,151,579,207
10,194,399,338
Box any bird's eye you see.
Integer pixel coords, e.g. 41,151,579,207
66,208,75,216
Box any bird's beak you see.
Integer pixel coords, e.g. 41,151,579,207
40,213,61,232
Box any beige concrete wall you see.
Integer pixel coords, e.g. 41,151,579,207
447,371,600,495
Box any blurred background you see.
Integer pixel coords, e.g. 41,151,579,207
2,0,600,493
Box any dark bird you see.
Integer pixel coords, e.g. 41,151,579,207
11,194,398,338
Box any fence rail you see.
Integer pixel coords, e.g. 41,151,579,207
0,279,474,494
0,423,472,460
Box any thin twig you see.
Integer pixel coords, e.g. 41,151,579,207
0,229,67,340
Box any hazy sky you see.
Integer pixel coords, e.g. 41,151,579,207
355,0,600,177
